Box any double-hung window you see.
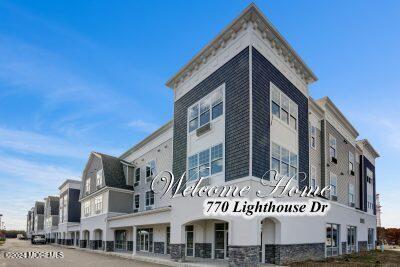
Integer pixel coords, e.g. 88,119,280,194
145,191,154,208
94,195,103,213
85,179,90,194
146,160,156,182
187,144,224,182
348,183,355,207
310,125,317,149
96,169,103,188
349,151,354,174
366,168,373,184
270,83,298,130
329,135,337,160
330,172,338,200
270,142,298,179
188,86,224,133
134,167,140,187
134,194,140,211
310,165,317,188
83,201,90,216
367,195,374,210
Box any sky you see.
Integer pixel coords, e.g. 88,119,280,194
0,0,399,230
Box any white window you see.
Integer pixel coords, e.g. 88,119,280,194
96,169,103,187
310,125,317,149
145,191,154,208
146,160,156,182
134,167,140,187
85,178,90,194
349,151,354,173
366,168,373,184
187,143,224,182
330,172,338,199
329,135,337,160
310,165,317,188
63,195,68,220
83,201,90,216
188,86,224,133
134,194,140,210
367,195,374,210
270,142,298,179
270,83,298,130
348,183,355,206
94,195,103,213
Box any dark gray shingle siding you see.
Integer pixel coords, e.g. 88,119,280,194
68,188,81,223
252,48,309,188
173,47,250,183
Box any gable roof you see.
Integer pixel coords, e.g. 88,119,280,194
95,152,133,190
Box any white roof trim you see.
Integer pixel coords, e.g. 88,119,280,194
166,3,317,89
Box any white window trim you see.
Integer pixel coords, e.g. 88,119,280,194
186,143,224,183
145,190,155,209
145,160,156,183
270,82,298,131
270,141,299,181
348,151,354,173
310,165,317,188
310,125,317,150
134,167,141,186
83,201,90,217
348,183,355,206
94,195,103,213
329,172,338,197
85,179,90,193
134,193,140,210
96,169,103,187
187,84,225,134
329,134,337,159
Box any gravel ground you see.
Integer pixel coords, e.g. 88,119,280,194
0,239,163,267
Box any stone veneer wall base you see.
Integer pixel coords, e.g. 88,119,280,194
229,245,260,267
170,244,185,261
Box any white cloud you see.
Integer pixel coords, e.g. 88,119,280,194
128,119,159,133
0,155,80,185
0,126,88,159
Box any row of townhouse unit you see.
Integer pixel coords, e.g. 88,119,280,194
26,4,380,266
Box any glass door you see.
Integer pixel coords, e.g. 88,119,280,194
347,226,357,253
215,223,229,259
140,231,149,252
185,225,194,257
115,230,127,251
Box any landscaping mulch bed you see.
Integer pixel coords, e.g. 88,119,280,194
290,250,400,266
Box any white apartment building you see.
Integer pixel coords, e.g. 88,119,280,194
29,4,379,266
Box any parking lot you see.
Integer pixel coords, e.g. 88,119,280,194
0,239,162,267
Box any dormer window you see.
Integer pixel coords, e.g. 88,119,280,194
188,86,224,133
85,178,90,194
96,169,103,188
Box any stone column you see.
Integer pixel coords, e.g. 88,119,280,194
170,244,185,261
